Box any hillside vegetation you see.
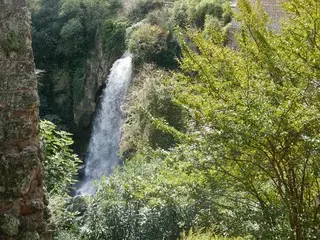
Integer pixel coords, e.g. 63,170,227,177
32,0,320,239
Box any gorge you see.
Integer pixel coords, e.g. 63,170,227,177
6,0,317,239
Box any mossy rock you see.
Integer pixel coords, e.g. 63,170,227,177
0,31,25,56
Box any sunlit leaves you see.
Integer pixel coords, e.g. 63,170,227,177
40,120,81,194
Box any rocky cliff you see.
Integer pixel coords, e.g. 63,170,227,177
73,37,117,129
0,1,51,239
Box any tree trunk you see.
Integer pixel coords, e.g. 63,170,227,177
0,1,51,239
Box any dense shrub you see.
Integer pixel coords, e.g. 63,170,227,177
127,0,165,22
171,1,190,28
78,144,280,239
191,0,224,28
146,8,173,30
171,0,230,29
31,0,64,68
202,15,226,44
128,23,168,65
79,151,223,240
40,120,83,239
101,19,129,57
121,64,185,154
181,230,244,240
40,120,81,194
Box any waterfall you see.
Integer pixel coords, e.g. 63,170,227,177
78,54,133,195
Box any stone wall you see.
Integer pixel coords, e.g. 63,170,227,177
227,0,284,48
252,0,283,30
0,1,51,239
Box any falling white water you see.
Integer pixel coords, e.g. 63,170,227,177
78,54,133,195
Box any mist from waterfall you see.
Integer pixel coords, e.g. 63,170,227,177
78,54,133,195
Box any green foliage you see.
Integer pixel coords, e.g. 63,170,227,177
78,144,271,239
58,0,122,57
57,18,86,57
222,2,232,25
40,120,81,194
50,194,81,237
181,230,245,240
31,0,64,68
146,7,173,30
101,19,129,56
127,0,165,22
27,0,41,11
40,120,83,239
169,0,320,239
121,64,185,154
128,23,168,65
171,1,190,28
171,0,230,29
191,0,224,28
79,150,219,240
202,15,225,44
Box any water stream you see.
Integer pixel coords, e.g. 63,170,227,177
78,54,133,195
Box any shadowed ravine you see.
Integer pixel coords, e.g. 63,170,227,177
78,54,133,195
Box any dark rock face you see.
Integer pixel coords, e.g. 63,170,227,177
73,37,117,129
0,1,51,239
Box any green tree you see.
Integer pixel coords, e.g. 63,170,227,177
128,23,168,65
31,0,64,68
121,64,185,154
101,19,129,57
170,0,320,239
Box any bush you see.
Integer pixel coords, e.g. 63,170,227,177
191,0,224,28
40,120,83,239
121,64,185,154
146,8,173,30
172,0,229,29
57,18,87,58
78,144,265,240
202,15,226,45
181,230,245,240
172,1,190,28
101,19,129,57
79,151,217,240
40,120,81,194
128,23,168,66
127,0,165,21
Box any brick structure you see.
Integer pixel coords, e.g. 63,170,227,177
0,0,51,239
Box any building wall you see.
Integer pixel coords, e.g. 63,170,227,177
0,0,51,239
252,0,283,30
228,0,284,48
